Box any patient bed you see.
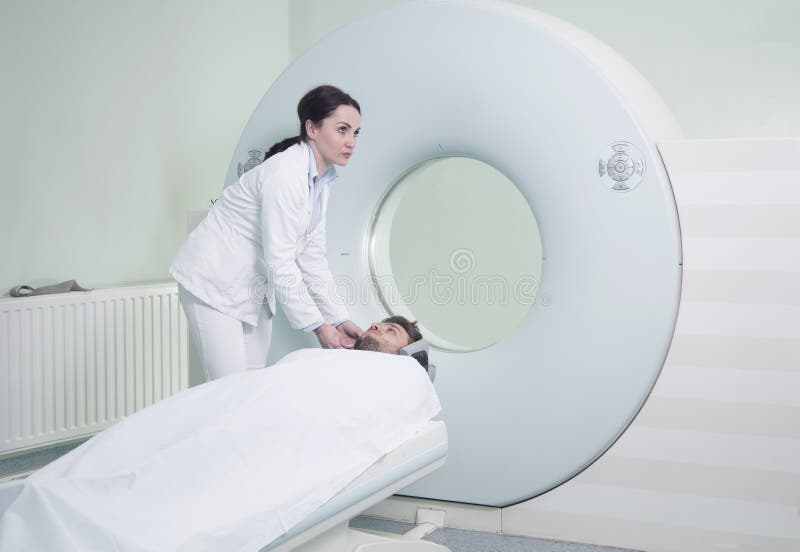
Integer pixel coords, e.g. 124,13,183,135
0,349,450,551
266,420,448,551
0,421,448,552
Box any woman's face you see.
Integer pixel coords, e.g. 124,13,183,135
306,105,361,169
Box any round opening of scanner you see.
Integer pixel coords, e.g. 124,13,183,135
368,157,543,352
227,0,684,506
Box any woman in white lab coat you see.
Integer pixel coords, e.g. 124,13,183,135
169,85,364,380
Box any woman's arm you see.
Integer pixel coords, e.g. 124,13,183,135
295,220,349,324
260,165,328,331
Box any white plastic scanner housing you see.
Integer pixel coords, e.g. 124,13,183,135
228,0,683,506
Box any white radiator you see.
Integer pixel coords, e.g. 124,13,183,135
0,282,188,456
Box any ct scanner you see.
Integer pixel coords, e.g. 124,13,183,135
3,1,794,551
230,0,683,507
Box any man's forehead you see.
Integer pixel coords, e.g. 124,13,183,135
382,321,409,337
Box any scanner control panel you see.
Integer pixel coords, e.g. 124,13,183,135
598,141,646,192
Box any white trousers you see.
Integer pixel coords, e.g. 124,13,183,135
178,285,273,380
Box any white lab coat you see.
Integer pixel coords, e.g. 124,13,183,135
169,142,348,329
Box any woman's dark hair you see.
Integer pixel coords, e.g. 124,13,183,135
264,85,360,160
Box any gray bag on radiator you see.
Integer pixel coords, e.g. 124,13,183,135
9,280,92,298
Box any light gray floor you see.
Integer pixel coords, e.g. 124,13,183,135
0,439,87,480
350,516,639,552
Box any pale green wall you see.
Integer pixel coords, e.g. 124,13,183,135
1,0,290,295
4,0,797,377
288,0,800,139
6,0,795,296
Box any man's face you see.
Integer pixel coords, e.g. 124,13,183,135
354,321,411,354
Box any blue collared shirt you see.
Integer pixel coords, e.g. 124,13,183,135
305,141,337,234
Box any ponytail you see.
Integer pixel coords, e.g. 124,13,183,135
264,135,302,160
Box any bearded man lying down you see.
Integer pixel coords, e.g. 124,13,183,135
0,316,440,552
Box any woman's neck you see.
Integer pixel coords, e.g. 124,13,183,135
307,140,330,177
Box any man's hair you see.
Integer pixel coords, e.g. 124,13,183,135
382,315,422,346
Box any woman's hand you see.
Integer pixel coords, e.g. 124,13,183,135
335,320,363,349
314,323,343,349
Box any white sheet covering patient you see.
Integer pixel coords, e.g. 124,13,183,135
0,348,441,552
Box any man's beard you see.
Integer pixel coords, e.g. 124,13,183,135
354,333,383,352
